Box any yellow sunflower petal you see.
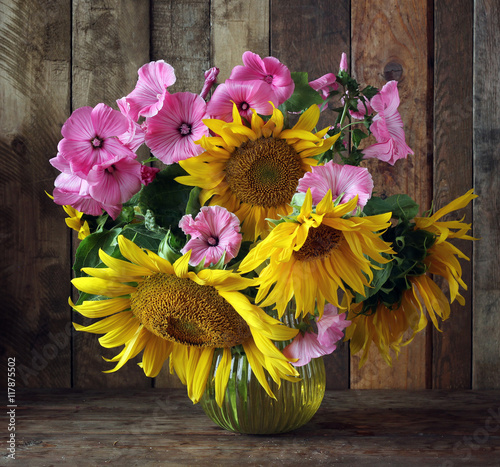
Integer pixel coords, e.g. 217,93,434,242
214,348,232,407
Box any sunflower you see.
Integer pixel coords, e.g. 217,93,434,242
176,104,339,241
238,189,394,319
345,189,477,365
70,235,299,406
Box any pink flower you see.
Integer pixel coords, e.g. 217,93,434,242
283,304,351,367
86,155,143,206
125,60,176,121
229,51,294,105
117,97,146,152
316,304,350,348
200,67,220,100
362,80,414,165
58,104,134,178
179,206,242,267
51,154,122,219
206,80,275,121
140,165,160,186
309,73,339,100
145,92,209,164
297,160,374,209
339,52,348,72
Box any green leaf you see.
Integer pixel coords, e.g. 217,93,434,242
363,194,419,220
138,164,193,232
352,128,369,147
73,229,122,277
121,223,166,251
361,85,378,99
282,72,324,113
186,186,202,217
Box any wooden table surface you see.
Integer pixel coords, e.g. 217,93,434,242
2,389,500,466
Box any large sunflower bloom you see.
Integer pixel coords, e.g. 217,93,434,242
346,189,477,365
176,104,339,241
70,235,299,406
239,189,394,318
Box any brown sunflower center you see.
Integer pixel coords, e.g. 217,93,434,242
293,224,343,262
130,273,251,348
224,137,304,208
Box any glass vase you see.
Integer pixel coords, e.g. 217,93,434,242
199,350,325,434
199,303,326,434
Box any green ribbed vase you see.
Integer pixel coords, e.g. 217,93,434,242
199,350,325,434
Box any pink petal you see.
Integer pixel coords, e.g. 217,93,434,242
61,107,95,140
91,103,129,138
117,97,146,152
316,304,351,348
200,67,220,100
87,155,142,205
362,140,397,164
309,73,339,100
50,153,72,174
145,92,208,164
179,206,242,267
283,333,328,367
207,81,275,121
297,161,373,209
339,52,348,72
230,51,294,105
126,60,176,120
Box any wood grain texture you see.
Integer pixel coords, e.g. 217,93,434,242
472,0,500,389
9,389,500,465
432,0,473,389
151,0,211,94
271,0,351,389
0,0,72,388
350,0,432,389
211,0,270,81
71,0,151,388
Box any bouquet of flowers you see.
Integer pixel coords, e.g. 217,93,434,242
50,51,475,407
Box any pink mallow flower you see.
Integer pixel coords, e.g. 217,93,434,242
125,60,176,121
145,92,209,164
140,165,160,186
283,305,351,366
179,206,242,267
229,51,294,105
86,155,143,206
50,153,122,219
58,104,135,178
206,80,275,121
297,160,374,210
361,80,414,165
200,67,220,100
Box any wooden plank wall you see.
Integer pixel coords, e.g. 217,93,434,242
1,0,498,390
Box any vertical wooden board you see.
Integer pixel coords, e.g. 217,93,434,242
211,0,269,81
432,0,473,389
350,1,432,389
151,0,211,94
151,0,210,389
271,0,351,389
0,0,72,388
473,0,500,389
72,0,150,108
71,0,151,388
